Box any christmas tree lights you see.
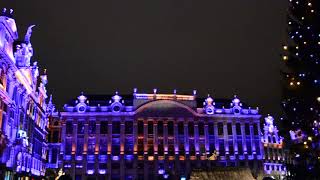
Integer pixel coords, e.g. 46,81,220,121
282,0,320,178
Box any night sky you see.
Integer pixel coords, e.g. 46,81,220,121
0,1,287,116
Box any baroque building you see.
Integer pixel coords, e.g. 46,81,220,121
47,89,288,180
0,8,52,179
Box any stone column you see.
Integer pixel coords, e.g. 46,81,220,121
154,120,158,156
143,119,148,157
120,119,125,180
174,120,178,156
223,122,229,155
60,121,66,155
164,121,168,155
184,120,189,157
204,121,209,155
214,122,219,155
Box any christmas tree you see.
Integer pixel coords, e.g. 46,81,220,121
282,0,320,178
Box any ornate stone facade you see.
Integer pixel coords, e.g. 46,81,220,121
0,8,52,179
47,90,277,180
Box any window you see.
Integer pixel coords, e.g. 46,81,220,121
236,123,241,135
76,138,84,155
238,142,243,154
88,138,95,154
246,140,252,154
208,122,214,135
51,148,58,163
188,122,194,136
138,121,143,136
100,121,108,134
168,121,174,136
78,121,84,134
125,121,133,134
178,122,184,135
219,139,225,155
112,121,120,134
148,121,153,134
245,123,250,135
253,124,259,135
198,122,204,136
227,123,232,135
157,121,163,136
52,131,59,143
66,121,73,134
100,139,107,154
218,123,223,135
65,139,72,154
89,121,96,134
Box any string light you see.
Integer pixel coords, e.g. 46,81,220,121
283,46,288,50
283,56,288,60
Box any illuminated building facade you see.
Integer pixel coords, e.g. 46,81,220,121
262,115,291,178
51,89,268,180
0,9,51,179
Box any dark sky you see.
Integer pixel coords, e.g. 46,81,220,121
1,0,287,116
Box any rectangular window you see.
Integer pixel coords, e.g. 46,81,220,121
208,122,214,135
246,140,252,154
227,123,232,135
218,122,223,135
168,121,174,136
236,123,241,135
76,138,84,155
238,142,243,154
51,148,58,163
253,124,259,135
112,121,120,134
148,121,153,134
188,122,194,136
255,140,261,155
78,121,84,134
100,121,108,134
89,121,96,134
100,139,107,154
112,138,120,155
125,121,133,134
138,121,144,136
157,121,163,136
245,123,250,135
178,122,184,135
66,121,73,134
88,138,95,154
198,122,204,136
219,139,225,155
65,139,72,154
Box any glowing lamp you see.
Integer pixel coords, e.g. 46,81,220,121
317,97,320,102
99,170,106,174
87,170,94,175
158,169,165,175
282,56,288,60
112,156,119,161
283,46,288,50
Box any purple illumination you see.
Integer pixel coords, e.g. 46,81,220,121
158,169,165,175
87,170,94,175
125,155,133,160
112,156,119,161
99,169,106,174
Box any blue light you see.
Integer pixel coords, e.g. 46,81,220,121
163,174,169,179
180,177,186,180
158,169,165,175
125,155,133,161
112,156,119,161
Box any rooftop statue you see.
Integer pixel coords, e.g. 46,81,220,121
24,25,35,43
